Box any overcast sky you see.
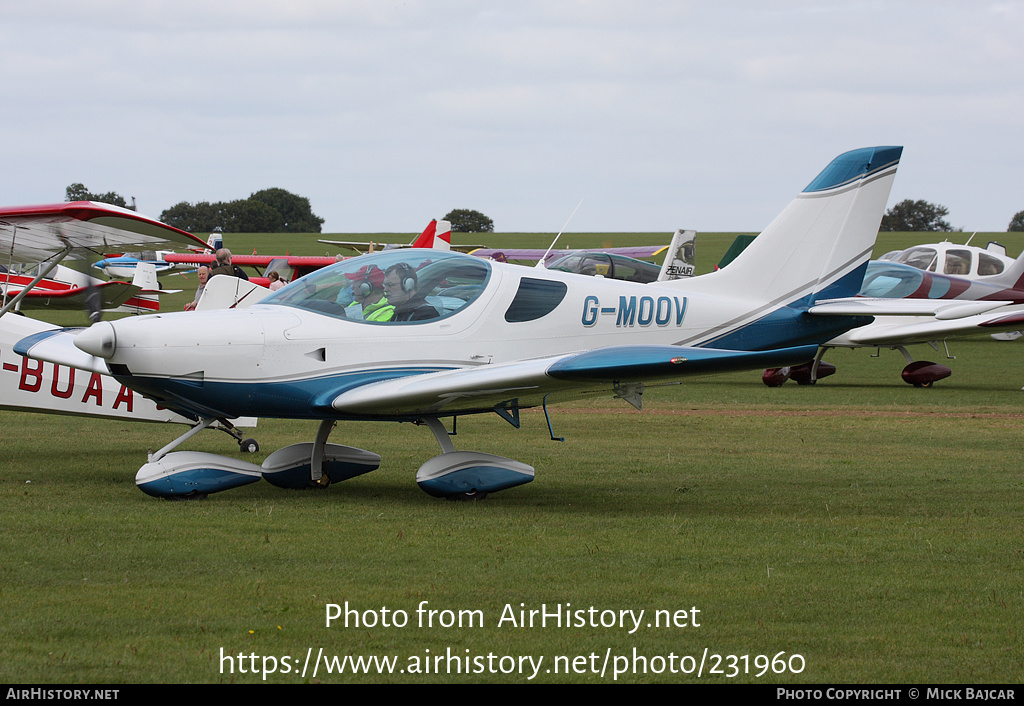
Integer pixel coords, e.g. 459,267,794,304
2,1,1022,234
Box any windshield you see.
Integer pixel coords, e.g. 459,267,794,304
895,247,939,272
261,250,491,324
860,262,925,298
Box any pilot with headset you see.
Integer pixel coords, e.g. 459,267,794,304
382,262,439,322
343,265,394,322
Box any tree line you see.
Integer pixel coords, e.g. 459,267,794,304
160,188,325,233
66,184,497,234
65,184,323,233
881,199,1024,233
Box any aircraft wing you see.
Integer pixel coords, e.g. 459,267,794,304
328,344,819,417
0,202,208,264
826,304,1024,346
316,240,378,254
469,246,668,263
318,240,485,254
162,253,337,268
809,297,1014,319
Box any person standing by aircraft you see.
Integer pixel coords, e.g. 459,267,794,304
383,262,439,321
267,271,285,291
344,265,393,321
210,249,249,280
184,265,209,311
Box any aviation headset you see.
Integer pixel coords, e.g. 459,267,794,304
385,262,418,293
353,278,372,297
349,265,385,297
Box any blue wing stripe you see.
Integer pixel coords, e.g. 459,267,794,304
547,344,820,381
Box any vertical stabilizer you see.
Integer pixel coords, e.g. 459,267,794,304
680,147,901,307
433,220,452,250
130,262,160,292
656,229,696,281
410,220,452,250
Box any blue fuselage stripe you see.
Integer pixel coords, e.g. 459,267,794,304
114,367,451,420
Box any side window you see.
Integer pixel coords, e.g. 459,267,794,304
505,278,568,322
577,254,611,277
978,253,1004,276
943,249,972,276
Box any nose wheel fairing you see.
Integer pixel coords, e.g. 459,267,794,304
136,452,263,499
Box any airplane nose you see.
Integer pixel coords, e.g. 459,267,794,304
74,321,117,358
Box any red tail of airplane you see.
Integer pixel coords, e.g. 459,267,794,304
411,220,452,251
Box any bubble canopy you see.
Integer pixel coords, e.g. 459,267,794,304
260,250,492,324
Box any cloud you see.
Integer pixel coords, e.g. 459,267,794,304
2,1,1023,232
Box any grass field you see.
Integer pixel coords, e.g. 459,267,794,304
1,231,1022,683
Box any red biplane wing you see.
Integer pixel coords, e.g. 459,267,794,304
0,202,208,264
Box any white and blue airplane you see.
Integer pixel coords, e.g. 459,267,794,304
17,147,903,500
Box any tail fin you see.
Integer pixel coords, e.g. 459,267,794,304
679,146,901,306
117,263,162,314
410,220,452,251
130,262,159,292
656,229,696,281
433,220,452,251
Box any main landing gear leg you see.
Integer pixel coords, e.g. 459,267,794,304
309,419,337,487
414,417,535,500
809,346,829,383
258,421,380,491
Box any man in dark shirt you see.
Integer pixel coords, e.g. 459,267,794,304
382,263,439,322
210,248,249,281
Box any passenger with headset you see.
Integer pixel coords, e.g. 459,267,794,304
343,265,394,321
382,262,439,322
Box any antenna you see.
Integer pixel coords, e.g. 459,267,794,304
536,198,584,268
964,231,977,246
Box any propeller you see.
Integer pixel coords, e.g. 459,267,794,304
84,279,103,324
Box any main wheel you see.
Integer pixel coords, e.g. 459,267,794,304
239,438,259,453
